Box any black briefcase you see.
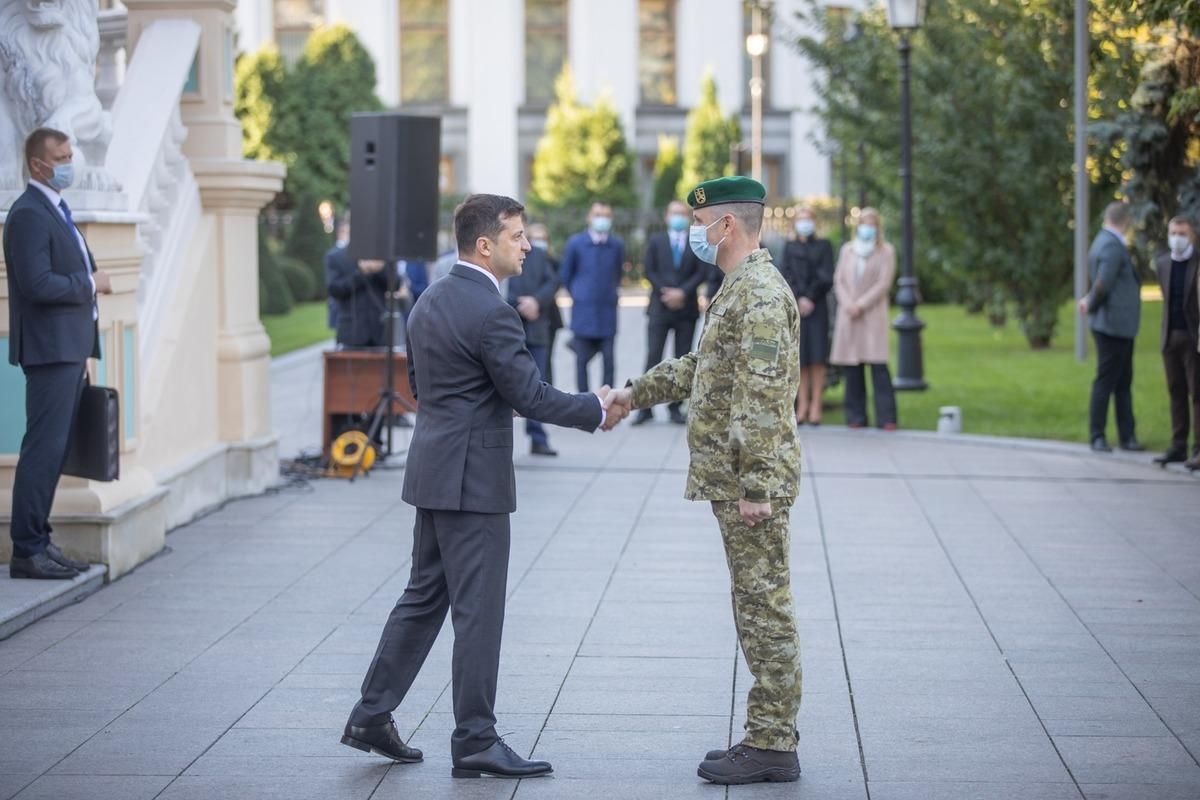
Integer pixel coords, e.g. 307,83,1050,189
62,383,120,482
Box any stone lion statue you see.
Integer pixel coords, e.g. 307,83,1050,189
0,0,115,193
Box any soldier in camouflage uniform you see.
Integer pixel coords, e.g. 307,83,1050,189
604,177,803,785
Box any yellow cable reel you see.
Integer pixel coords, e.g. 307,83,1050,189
328,430,377,478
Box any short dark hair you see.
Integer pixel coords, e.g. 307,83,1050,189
24,128,69,169
1168,214,1195,231
1104,201,1132,228
454,193,525,254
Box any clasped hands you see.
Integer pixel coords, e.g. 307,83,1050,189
597,385,633,432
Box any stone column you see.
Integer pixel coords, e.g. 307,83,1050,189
124,0,284,484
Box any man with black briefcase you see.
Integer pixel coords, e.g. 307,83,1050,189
3,129,112,579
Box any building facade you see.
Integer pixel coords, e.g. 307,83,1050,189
235,0,852,204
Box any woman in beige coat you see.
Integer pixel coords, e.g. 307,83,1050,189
830,208,898,429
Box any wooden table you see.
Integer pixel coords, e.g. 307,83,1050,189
322,348,418,452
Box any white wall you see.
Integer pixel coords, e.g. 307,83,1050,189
459,0,523,195
568,0,638,133
327,0,398,107
676,0,744,113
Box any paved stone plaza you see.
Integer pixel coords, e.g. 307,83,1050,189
1,309,1199,800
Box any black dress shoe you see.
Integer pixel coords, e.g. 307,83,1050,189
1119,438,1145,452
631,409,653,426
451,739,552,779
697,744,800,785
45,543,90,573
10,551,79,580
530,442,558,457
1090,437,1112,453
1154,446,1188,466
341,717,422,763
669,408,687,425
1186,455,1200,471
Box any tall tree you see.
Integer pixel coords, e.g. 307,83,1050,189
528,67,638,213
267,24,383,208
676,74,740,199
234,47,286,162
651,134,683,210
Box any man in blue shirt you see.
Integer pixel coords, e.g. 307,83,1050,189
560,202,624,392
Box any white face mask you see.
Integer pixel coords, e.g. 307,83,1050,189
1169,234,1191,257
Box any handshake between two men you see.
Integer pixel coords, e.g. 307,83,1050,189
596,385,633,432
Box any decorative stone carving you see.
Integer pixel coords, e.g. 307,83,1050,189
0,0,121,204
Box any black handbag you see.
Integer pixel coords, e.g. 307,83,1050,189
62,379,120,482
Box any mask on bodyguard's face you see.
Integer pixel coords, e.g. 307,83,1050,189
1169,234,1191,257
668,214,689,232
590,216,612,234
794,219,816,238
37,159,74,192
532,239,549,251
689,217,726,265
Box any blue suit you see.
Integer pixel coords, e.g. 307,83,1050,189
560,231,624,391
3,184,101,559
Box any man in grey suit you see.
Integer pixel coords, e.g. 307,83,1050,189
1080,201,1143,453
4,128,110,580
341,194,625,779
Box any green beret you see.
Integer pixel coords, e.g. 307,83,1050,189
686,176,766,209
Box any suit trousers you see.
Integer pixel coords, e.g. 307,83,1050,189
1089,331,1136,443
573,336,614,392
1163,329,1200,454
842,363,897,428
644,317,697,413
352,508,511,760
525,344,550,446
10,362,85,559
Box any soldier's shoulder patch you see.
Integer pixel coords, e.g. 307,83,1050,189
749,337,779,361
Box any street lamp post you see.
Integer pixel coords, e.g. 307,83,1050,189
745,2,770,184
886,0,927,391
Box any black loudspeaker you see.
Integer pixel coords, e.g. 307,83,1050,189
349,113,441,262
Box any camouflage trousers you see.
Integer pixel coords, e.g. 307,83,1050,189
711,500,802,752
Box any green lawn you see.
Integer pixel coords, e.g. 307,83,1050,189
823,300,1172,449
261,301,332,357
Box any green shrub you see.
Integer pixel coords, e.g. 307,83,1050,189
278,256,317,303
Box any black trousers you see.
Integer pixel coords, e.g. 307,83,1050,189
1163,329,1200,454
352,508,510,760
843,363,897,428
644,316,697,412
1089,331,1136,443
10,362,85,559
574,335,614,392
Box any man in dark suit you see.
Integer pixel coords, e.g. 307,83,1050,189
325,214,388,347
560,202,624,391
527,224,564,386
342,194,625,779
4,128,109,580
634,200,705,425
1080,201,1143,453
506,223,562,455
1154,215,1200,466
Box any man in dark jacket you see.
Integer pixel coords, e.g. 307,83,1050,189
342,194,623,780
1080,201,1143,453
635,200,706,425
506,224,562,455
4,128,109,579
1154,214,1200,466
560,202,624,391
325,214,388,347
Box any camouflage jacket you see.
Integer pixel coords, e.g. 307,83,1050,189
630,248,802,501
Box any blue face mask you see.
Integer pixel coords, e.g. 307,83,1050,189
794,219,816,238
40,160,74,192
856,224,877,243
689,217,726,265
667,214,689,232
590,216,612,234
532,240,549,251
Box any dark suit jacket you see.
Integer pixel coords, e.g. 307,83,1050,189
1156,248,1200,351
325,245,389,347
505,246,560,347
643,231,705,321
1086,229,1141,339
781,236,835,302
401,264,602,513
560,231,624,338
3,185,100,367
